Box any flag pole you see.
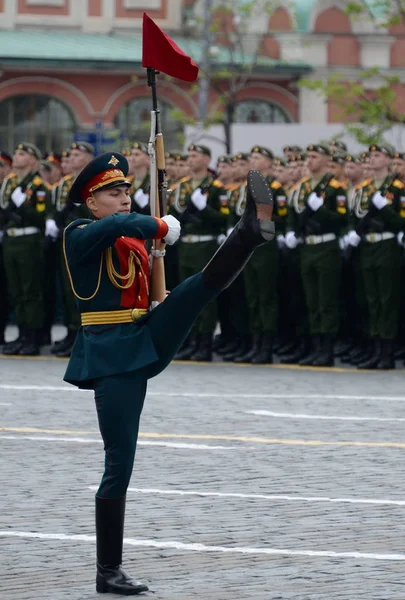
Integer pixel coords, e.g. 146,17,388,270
147,66,167,303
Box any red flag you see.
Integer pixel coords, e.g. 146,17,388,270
142,13,199,82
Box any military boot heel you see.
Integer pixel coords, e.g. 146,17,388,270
96,495,148,596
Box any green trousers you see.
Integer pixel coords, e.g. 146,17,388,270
178,239,218,334
360,238,401,340
3,233,44,330
300,240,341,335
244,240,278,334
93,273,217,498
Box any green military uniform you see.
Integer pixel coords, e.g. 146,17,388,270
0,143,52,354
0,151,12,344
172,168,228,357
350,153,405,368
287,145,348,366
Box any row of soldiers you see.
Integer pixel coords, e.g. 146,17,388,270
1,138,405,369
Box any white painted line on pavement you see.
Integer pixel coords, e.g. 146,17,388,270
246,410,405,423
0,434,233,450
0,384,404,403
87,486,405,507
1,530,404,561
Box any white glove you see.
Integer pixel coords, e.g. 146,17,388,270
307,192,324,212
190,188,207,211
45,219,60,239
217,233,226,245
339,236,347,251
161,215,181,245
134,189,149,209
226,227,234,237
10,186,26,208
285,231,298,249
372,191,388,210
277,234,286,249
398,231,404,246
347,230,361,247
0,231,3,244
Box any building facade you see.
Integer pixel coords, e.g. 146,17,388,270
0,0,403,153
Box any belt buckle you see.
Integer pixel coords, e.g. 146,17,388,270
307,236,314,245
131,308,143,321
369,233,376,242
7,228,16,237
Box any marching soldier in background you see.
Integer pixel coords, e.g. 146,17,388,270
47,142,94,357
328,153,349,189
329,140,347,154
61,148,72,176
164,151,183,291
349,144,405,369
235,146,287,364
283,145,303,160
0,142,52,356
0,151,12,344
172,143,228,361
129,141,150,214
339,153,371,366
286,144,348,367
391,151,405,361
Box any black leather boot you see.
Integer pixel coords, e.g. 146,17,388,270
51,328,77,354
357,338,382,369
55,330,77,358
299,335,321,366
312,334,334,367
190,332,213,362
18,329,40,356
280,336,310,364
377,339,395,370
202,170,274,292
233,333,261,363
223,335,251,362
96,495,148,596
217,335,239,356
175,333,199,360
251,334,273,364
3,327,25,355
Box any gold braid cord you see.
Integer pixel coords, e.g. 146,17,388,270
63,227,148,300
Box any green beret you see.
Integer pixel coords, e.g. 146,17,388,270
251,146,273,159
71,141,95,155
217,155,232,165
283,145,303,154
273,157,288,167
344,154,362,164
369,144,393,158
15,142,42,160
394,151,405,160
61,148,71,158
307,144,331,156
330,153,346,165
68,152,131,204
131,141,148,155
330,141,347,151
188,144,211,157
232,152,250,162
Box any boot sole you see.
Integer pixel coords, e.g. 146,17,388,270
247,170,275,241
96,581,149,595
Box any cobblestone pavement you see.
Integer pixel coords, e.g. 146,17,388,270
1,354,405,599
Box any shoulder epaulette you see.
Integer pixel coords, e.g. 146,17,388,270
32,176,44,186
361,178,373,187
329,178,342,189
179,176,192,184
299,177,310,184
5,172,16,182
66,218,92,231
212,179,224,188
270,180,282,190
393,179,405,189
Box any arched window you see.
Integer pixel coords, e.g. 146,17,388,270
234,99,291,124
0,95,76,153
115,97,183,150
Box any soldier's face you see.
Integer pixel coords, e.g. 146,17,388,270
392,158,405,178
48,163,62,184
12,149,35,170
274,165,289,185
217,162,233,182
0,162,11,180
165,158,177,180
362,161,373,177
87,185,131,218
328,162,344,179
370,151,390,171
178,160,191,178
61,156,71,175
187,151,209,172
70,149,92,172
307,152,328,174
249,153,271,174
131,149,149,170
237,159,250,180
126,153,136,174
344,162,363,182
